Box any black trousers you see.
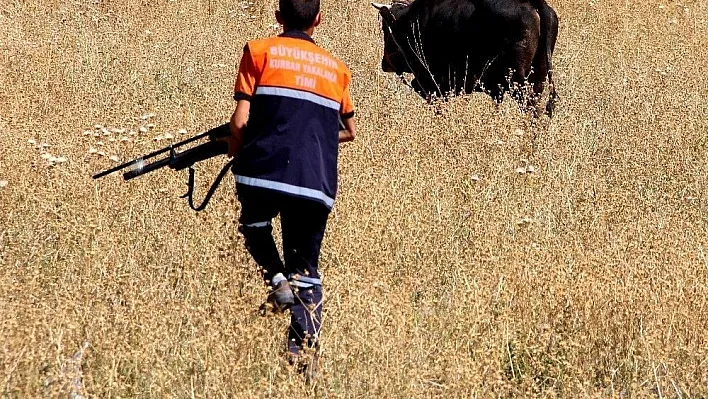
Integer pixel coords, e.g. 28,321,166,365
236,185,330,353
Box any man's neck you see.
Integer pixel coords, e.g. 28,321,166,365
282,26,315,37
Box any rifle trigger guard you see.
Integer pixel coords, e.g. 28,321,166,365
180,167,196,200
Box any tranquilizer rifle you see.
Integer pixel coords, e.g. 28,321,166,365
92,122,232,211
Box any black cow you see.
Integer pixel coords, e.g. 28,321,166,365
372,0,559,117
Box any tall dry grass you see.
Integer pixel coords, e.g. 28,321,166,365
1,0,707,397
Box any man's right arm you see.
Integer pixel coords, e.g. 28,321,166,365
228,100,250,157
228,43,257,157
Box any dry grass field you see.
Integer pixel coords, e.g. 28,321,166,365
1,0,707,397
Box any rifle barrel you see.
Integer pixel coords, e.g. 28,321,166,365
122,156,172,180
91,125,227,179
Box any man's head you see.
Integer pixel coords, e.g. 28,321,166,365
277,0,321,32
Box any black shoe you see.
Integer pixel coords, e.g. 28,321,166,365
267,280,295,313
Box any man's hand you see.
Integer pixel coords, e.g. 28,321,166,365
225,136,240,158
338,116,356,143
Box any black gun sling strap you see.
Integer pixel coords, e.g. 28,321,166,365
181,159,236,212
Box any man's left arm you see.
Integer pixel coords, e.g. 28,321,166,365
339,84,356,143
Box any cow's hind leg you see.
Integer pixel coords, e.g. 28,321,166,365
542,4,559,117
508,7,541,116
529,4,560,117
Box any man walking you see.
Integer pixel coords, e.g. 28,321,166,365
226,0,357,374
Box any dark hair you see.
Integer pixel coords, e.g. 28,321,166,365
279,0,320,30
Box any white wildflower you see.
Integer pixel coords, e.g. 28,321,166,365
516,217,533,226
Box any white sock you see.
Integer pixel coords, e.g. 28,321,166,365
272,273,286,285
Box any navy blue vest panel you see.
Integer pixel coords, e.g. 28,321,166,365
235,87,340,209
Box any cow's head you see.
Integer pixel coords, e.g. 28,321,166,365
372,1,413,75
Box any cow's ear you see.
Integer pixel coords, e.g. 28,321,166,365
371,3,390,10
377,4,397,26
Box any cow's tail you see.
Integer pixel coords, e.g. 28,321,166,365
537,2,559,117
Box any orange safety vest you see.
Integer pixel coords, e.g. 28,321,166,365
233,30,354,209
